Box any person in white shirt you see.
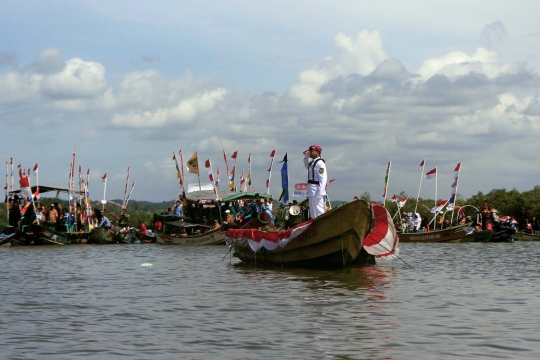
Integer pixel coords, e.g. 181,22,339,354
303,144,327,219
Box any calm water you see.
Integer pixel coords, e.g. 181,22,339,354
1,242,539,359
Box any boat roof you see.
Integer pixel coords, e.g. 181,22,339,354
163,220,211,229
8,185,83,196
185,190,272,201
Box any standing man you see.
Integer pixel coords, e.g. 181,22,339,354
303,144,327,218
173,200,183,217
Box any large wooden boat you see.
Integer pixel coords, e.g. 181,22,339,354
514,232,540,241
31,224,89,245
225,200,374,268
398,224,469,243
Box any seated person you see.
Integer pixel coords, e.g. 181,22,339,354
212,219,221,229
135,219,148,239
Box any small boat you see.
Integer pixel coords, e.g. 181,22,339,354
87,227,117,244
0,233,15,247
31,224,89,245
514,232,540,241
398,224,469,243
225,200,388,268
155,222,227,245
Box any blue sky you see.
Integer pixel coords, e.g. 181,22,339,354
2,0,540,204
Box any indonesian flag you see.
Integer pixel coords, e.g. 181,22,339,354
231,151,238,159
19,176,32,199
431,199,447,213
398,195,410,208
101,172,107,184
266,149,276,193
389,193,397,202
33,163,38,175
453,162,461,178
425,167,436,180
418,159,425,172
363,204,399,260
32,188,40,199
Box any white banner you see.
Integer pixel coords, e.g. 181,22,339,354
293,182,308,197
187,183,214,193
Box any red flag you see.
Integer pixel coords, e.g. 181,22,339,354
269,150,276,157
33,163,38,174
418,159,425,172
390,193,397,202
172,152,176,161
247,154,251,163
425,168,436,180
231,151,238,159
101,172,108,184
453,162,461,178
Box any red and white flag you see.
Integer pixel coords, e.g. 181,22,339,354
363,204,399,260
101,172,108,184
453,162,461,178
205,159,218,197
418,159,425,172
431,199,448,213
19,175,32,199
266,149,276,193
33,163,38,175
231,151,238,159
398,195,410,208
389,193,397,202
425,167,437,180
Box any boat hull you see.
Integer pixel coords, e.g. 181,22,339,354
155,228,226,245
226,200,373,268
398,225,469,243
514,232,540,241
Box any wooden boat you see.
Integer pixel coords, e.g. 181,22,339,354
514,232,540,241
460,230,494,242
3,226,37,246
398,224,469,243
225,199,374,268
155,223,227,245
31,224,89,245
87,227,117,244
491,228,515,242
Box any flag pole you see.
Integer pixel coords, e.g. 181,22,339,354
179,149,186,197
433,166,438,230
125,181,136,207
414,159,425,214
266,149,276,194
102,173,107,211
123,166,131,208
382,161,391,208
450,162,462,225
5,158,9,222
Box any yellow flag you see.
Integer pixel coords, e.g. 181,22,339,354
186,152,199,175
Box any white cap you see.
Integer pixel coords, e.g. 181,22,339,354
225,210,230,213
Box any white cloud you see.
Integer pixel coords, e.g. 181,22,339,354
41,58,108,98
0,70,42,102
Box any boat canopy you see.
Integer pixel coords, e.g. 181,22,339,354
185,190,271,202
8,185,83,196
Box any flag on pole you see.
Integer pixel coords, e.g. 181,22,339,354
389,193,397,202
278,153,289,203
187,152,199,175
431,199,447,213
382,161,391,197
425,168,437,180
398,195,410,208
19,175,32,199
246,153,252,186
447,194,456,206
204,159,218,197
33,163,38,175
266,149,276,194
418,159,425,172
453,162,461,177
101,172,108,184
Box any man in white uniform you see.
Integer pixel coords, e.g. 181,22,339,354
303,144,327,218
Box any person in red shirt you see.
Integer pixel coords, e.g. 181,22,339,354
136,219,148,239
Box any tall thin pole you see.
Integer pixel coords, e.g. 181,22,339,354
450,162,462,224
382,161,391,208
414,159,425,214
5,158,9,222
433,166,438,230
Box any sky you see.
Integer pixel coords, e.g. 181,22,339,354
2,0,540,204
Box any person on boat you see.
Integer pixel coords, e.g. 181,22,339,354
225,209,235,224
173,200,183,217
244,194,262,222
106,207,130,231
480,202,491,231
531,216,539,235
46,204,58,230
94,209,112,230
135,219,148,239
8,200,21,228
153,215,163,233
303,144,327,218
212,219,221,229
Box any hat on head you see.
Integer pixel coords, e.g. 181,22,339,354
309,144,322,152
225,210,230,213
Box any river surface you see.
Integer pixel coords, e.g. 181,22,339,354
1,242,539,359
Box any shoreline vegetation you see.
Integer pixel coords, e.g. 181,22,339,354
1,186,539,230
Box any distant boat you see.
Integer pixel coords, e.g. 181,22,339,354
514,232,540,241
398,224,469,243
